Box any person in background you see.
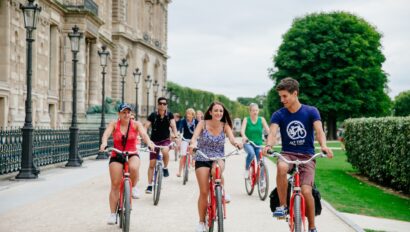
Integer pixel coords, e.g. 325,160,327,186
241,103,270,178
196,110,204,122
176,108,198,177
144,97,178,193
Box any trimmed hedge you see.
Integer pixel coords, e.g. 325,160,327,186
344,117,410,193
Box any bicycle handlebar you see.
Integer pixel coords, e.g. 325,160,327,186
153,142,176,149
193,148,241,161
105,147,139,155
180,136,191,142
266,150,327,165
245,140,265,149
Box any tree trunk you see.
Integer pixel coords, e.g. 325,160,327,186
326,116,337,140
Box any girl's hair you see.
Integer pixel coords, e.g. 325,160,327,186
204,101,232,128
249,103,259,110
185,108,196,118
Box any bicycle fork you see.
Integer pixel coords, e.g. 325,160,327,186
214,165,227,219
288,172,306,231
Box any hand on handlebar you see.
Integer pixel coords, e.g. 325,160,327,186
321,146,333,158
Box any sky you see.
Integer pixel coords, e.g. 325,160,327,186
167,0,410,101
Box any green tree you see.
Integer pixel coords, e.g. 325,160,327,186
268,12,391,139
393,90,410,116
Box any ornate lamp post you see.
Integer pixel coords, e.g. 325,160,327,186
153,80,160,111
175,96,180,113
161,86,167,97
96,45,110,159
133,68,142,120
119,58,128,103
16,0,42,179
145,75,152,119
66,25,83,167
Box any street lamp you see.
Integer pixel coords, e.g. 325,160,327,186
153,80,160,111
133,68,142,120
145,75,152,119
16,0,42,179
161,86,167,97
96,45,110,160
66,25,83,167
119,58,128,103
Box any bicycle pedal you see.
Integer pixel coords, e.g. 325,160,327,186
276,216,286,220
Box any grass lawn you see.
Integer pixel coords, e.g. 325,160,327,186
314,142,410,221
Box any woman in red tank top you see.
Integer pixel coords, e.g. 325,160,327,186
100,103,154,224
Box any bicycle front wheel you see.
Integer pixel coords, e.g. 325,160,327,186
123,179,131,232
293,194,302,232
183,156,189,185
215,185,224,232
244,165,254,195
257,162,269,201
153,164,163,205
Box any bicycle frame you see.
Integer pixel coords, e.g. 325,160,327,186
268,151,326,232
152,142,175,205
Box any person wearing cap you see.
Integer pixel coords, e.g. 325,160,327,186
100,103,154,225
144,97,179,194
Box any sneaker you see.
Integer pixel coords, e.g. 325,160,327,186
132,186,140,199
225,194,231,203
273,205,288,217
195,222,206,232
107,213,116,225
163,168,169,177
145,185,152,194
244,170,249,179
309,228,318,232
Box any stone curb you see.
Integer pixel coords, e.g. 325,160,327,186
321,199,365,232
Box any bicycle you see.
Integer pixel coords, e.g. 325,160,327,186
244,141,269,201
181,136,192,185
194,148,240,232
152,142,175,205
267,150,327,232
105,147,139,232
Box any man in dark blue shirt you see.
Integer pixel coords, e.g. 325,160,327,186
264,77,333,232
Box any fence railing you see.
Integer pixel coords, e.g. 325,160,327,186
0,128,112,175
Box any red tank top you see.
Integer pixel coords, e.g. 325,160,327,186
112,120,139,157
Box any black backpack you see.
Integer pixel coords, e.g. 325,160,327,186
269,184,322,216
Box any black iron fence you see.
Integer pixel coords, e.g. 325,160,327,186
0,128,111,175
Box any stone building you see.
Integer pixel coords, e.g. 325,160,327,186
0,0,170,128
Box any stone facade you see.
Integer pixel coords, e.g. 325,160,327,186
0,0,170,128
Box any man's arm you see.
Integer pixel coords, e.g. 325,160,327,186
170,119,178,139
313,120,333,158
263,123,279,154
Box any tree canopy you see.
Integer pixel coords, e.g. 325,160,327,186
267,11,391,138
393,90,410,116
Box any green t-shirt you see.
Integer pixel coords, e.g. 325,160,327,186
245,117,263,145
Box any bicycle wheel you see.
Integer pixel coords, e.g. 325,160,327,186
257,161,269,201
183,156,189,185
293,194,302,232
153,164,163,205
122,179,131,232
244,164,254,195
215,185,224,232
207,204,214,232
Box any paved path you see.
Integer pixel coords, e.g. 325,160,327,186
0,141,356,232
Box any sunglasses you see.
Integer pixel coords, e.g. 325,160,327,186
158,102,167,106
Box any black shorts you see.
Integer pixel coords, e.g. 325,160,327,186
109,154,140,164
194,160,225,170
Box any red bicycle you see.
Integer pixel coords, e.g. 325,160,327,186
194,148,240,232
105,147,140,232
244,141,270,201
267,151,327,232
